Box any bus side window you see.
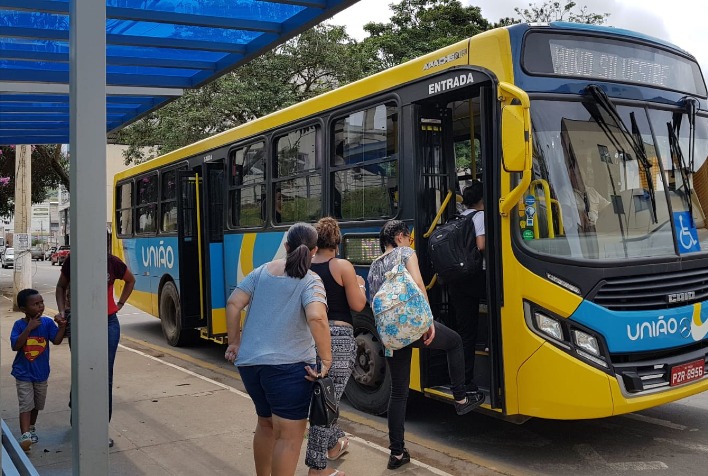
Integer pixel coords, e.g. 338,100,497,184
229,142,265,228
331,103,398,220
274,126,321,223
136,173,158,234
160,169,178,233
116,181,133,236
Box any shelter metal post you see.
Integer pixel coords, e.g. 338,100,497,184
70,0,109,473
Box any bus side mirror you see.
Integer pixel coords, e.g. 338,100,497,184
498,82,533,216
502,105,528,172
498,82,531,173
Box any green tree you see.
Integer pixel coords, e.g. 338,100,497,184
513,1,609,24
0,145,68,218
362,0,491,70
116,24,369,164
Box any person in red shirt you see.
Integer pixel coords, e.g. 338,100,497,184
55,253,135,447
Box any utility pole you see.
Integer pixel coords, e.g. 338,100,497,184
13,144,32,311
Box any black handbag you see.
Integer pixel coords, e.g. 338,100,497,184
309,376,338,427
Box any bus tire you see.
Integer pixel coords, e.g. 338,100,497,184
159,281,196,347
344,308,391,415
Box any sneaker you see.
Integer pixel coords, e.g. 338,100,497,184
19,432,32,451
465,382,479,394
387,448,410,470
29,425,38,443
454,391,484,415
109,438,114,448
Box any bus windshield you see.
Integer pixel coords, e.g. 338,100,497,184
522,97,708,261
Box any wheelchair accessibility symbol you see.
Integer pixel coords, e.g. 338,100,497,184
674,211,701,253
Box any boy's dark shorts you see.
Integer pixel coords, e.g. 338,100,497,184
238,362,315,420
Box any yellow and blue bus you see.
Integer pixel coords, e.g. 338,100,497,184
113,22,708,420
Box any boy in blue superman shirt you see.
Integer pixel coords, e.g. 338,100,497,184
11,288,66,451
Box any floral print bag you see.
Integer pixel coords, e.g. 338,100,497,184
371,250,433,356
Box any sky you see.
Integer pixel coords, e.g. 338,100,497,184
331,0,708,79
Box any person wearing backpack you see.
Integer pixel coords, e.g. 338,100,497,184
447,180,486,393
367,220,484,470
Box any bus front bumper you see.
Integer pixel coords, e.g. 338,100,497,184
516,342,708,420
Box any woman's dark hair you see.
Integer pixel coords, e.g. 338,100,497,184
17,288,39,308
315,216,341,250
462,180,483,207
378,220,409,252
285,222,318,278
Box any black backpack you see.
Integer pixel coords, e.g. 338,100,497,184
427,211,482,284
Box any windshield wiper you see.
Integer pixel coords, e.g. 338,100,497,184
584,85,657,223
668,96,698,217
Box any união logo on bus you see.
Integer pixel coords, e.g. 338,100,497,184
141,241,175,269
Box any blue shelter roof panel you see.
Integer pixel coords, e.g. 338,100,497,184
0,0,360,144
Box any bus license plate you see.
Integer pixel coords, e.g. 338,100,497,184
670,360,705,387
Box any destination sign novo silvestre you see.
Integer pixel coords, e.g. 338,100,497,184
549,42,671,87
522,33,707,96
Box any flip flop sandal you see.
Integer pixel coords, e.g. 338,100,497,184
327,437,349,461
327,470,342,476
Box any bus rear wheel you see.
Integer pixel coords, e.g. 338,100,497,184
344,309,390,415
159,281,197,347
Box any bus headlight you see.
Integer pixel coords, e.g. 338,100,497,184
534,312,563,341
572,330,600,357
525,301,610,371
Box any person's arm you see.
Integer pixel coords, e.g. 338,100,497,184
338,259,367,312
404,251,436,345
304,300,332,380
224,289,251,363
12,318,41,351
476,234,485,253
52,317,66,345
404,251,429,302
56,272,69,317
116,267,136,311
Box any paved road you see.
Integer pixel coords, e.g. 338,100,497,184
3,261,708,476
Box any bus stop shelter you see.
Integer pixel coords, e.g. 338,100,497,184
0,1,359,473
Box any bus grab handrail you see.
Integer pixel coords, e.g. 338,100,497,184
423,190,454,239
530,179,555,239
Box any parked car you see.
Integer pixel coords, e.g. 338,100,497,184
44,246,57,261
1,247,14,268
51,245,70,266
30,246,45,261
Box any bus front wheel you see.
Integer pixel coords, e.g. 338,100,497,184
159,281,196,347
344,309,391,415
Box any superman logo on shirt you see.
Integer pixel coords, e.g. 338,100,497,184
23,337,47,362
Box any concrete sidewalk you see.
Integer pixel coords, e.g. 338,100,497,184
1,301,464,475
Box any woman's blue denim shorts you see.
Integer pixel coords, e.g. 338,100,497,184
238,362,315,420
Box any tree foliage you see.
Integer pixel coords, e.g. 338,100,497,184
0,145,68,218
115,24,370,164
362,0,491,69
514,1,609,24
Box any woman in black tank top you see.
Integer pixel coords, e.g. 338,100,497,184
305,218,367,476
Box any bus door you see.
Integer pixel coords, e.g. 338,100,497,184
414,81,503,410
176,169,207,330
202,160,226,339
